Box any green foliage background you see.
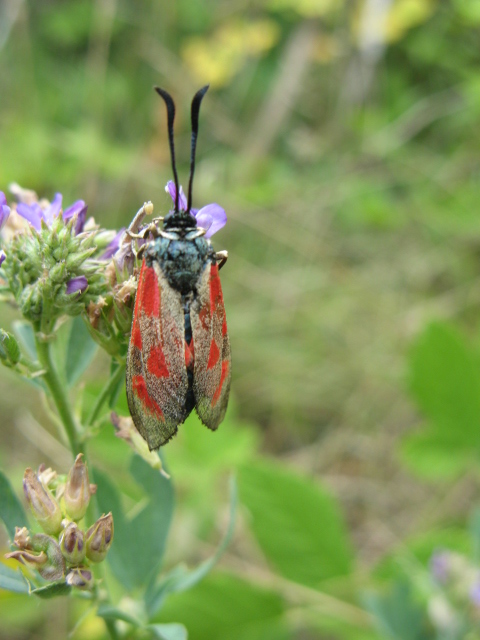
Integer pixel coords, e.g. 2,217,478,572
2,0,480,638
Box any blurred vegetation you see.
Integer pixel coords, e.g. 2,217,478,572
2,0,480,638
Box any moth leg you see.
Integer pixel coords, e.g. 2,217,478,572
215,250,228,270
186,228,207,240
127,201,154,236
127,220,161,241
125,225,155,262
135,243,146,260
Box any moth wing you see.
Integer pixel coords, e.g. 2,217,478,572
191,262,231,429
126,260,189,449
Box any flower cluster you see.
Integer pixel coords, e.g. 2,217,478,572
0,183,227,356
5,456,113,590
428,549,480,632
0,187,120,325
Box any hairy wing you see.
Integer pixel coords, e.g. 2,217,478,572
191,262,231,430
126,260,189,449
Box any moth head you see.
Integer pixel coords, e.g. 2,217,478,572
163,209,197,231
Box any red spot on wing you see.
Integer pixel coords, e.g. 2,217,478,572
140,265,160,317
207,340,220,370
131,318,142,349
147,344,170,378
131,262,150,348
212,360,229,407
209,264,222,313
132,375,164,420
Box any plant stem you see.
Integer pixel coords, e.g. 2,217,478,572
86,362,125,427
104,618,120,640
35,334,83,456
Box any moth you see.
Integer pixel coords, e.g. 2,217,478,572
126,86,231,450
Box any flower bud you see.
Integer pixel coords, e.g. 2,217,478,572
66,566,93,589
23,468,62,534
49,261,67,283
13,526,31,549
86,513,113,563
37,465,57,487
66,249,96,270
30,533,66,581
59,522,86,565
0,330,21,366
64,454,91,521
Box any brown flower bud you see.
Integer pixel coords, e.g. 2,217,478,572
59,522,86,565
86,513,113,562
13,526,31,549
23,468,62,534
66,566,93,589
64,454,91,521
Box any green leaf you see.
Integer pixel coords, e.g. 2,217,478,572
0,563,29,593
306,612,380,640
91,467,133,589
128,455,175,582
165,411,258,511
149,623,188,640
400,429,469,480
364,582,427,640
453,0,480,25
108,360,125,409
97,604,141,626
239,460,353,587
171,478,236,591
145,477,237,618
145,566,188,619
409,322,480,450
94,455,174,590
0,469,28,539
31,581,71,598
12,321,37,361
64,315,98,386
156,573,286,640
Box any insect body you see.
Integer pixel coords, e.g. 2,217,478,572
126,86,231,450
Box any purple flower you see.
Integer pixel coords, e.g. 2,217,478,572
471,578,480,607
0,250,5,267
165,181,227,238
430,550,450,584
16,193,87,233
64,200,88,235
100,228,126,261
114,233,145,273
0,192,10,229
66,276,88,295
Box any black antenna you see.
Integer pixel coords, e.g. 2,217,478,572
155,87,180,212
187,85,209,213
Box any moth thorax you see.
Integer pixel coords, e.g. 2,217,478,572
163,210,197,230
